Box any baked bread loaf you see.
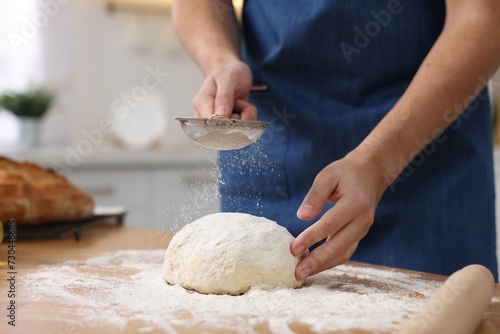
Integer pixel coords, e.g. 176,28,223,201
0,157,94,225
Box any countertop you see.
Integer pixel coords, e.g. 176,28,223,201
1,223,500,334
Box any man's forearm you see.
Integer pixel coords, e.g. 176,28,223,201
172,0,240,75
352,0,500,189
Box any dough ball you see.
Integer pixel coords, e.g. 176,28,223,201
162,212,303,295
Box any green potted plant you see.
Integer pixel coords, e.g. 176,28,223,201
0,86,56,147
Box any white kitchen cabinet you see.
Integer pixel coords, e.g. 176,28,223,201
67,166,220,231
151,168,220,232
67,170,152,227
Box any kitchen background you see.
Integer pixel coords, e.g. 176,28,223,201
1,1,500,265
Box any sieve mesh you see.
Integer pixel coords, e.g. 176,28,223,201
175,115,269,150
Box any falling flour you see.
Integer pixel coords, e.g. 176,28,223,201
23,249,442,333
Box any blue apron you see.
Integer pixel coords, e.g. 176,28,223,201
219,0,498,279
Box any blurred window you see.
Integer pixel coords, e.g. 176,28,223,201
0,1,41,145
0,1,42,91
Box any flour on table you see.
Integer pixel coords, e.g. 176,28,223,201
23,249,442,333
163,212,302,295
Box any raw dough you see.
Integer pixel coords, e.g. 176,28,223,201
162,212,303,295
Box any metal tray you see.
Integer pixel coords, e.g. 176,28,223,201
3,206,127,241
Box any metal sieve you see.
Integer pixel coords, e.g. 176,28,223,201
175,114,270,150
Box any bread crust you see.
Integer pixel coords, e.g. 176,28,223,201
0,157,94,225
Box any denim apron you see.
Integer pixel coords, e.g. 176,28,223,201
219,0,498,279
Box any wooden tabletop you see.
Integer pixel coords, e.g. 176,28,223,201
1,223,499,334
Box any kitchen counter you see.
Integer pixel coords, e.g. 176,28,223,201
1,224,500,334
1,144,216,170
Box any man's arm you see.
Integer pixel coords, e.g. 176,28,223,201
355,0,500,185
291,0,500,280
172,0,256,119
172,0,239,75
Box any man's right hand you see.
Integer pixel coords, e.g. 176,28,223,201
192,61,257,120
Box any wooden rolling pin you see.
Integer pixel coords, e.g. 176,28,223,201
400,264,494,334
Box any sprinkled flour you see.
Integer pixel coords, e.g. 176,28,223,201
23,249,441,333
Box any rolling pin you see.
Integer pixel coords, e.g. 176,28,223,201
400,264,494,334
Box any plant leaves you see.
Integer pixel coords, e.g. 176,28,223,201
0,87,56,118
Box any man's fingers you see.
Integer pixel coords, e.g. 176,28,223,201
291,197,355,257
293,218,354,279
297,170,339,221
193,79,217,118
194,88,255,120
214,79,236,117
233,99,257,120
192,61,253,118
294,218,369,280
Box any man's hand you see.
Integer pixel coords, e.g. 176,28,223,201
193,61,257,120
290,152,386,281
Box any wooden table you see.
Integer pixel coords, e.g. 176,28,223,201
1,223,500,334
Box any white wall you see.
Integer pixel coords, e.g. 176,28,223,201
39,0,203,148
